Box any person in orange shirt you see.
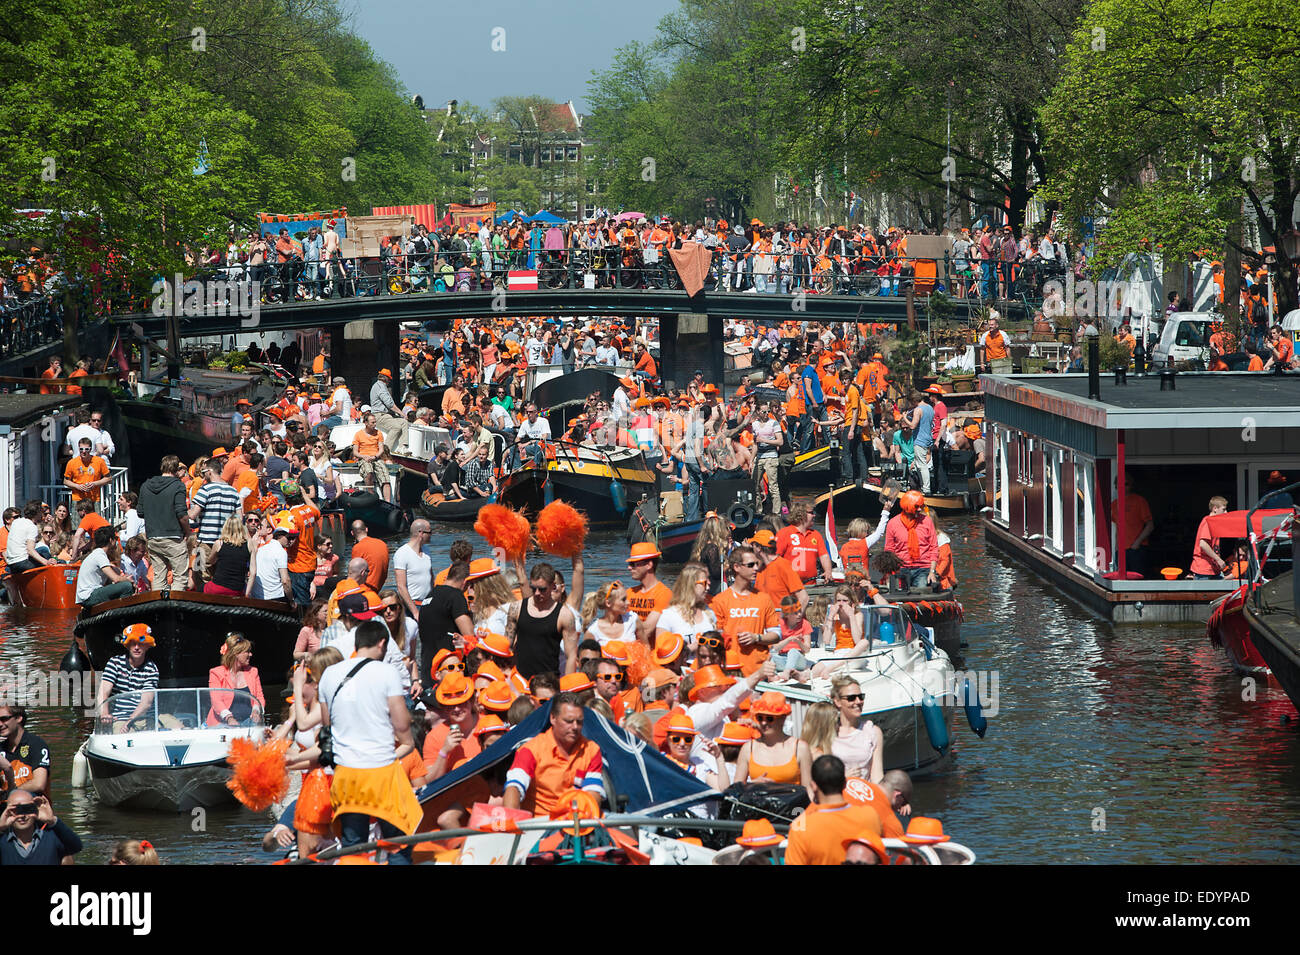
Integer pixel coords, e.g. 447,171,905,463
634,342,658,378
422,672,481,781
284,485,321,607
63,437,110,503
349,520,390,591
979,316,1010,365
352,413,392,502
503,693,604,816
750,529,807,610
626,543,671,642
232,452,266,513
934,523,957,590
783,755,883,865
66,359,90,395
1110,471,1154,578
775,504,832,583
39,356,63,395
710,546,780,676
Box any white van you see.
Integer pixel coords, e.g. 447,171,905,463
1151,312,1213,367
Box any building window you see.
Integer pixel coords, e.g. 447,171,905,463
1074,458,1097,573
540,147,551,163
586,180,595,195
1043,444,1064,555
567,145,579,161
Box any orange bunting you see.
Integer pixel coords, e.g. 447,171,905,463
225,736,290,812
535,501,587,559
474,504,531,561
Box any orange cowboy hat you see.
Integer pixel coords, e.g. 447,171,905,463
645,667,680,689
477,632,512,659
235,399,252,408
665,712,697,737
435,672,475,706
121,623,155,646
687,665,734,702
751,691,792,717
508,669,530,695
560,672,595,693
466,557,500,582
474,659,506,684
549,788,602,836
716,721,758,746
478,680,515,713
473,714,508,738
901,816,951,844
900,489,925,515
634,397,651,408
737,818,783,848
841,829,890,864
627,542,662,563
654,632,685,666
430,648,463,678
378,368,393,378
748,528,776,548
650,396,671,408
602,640,631,666
701,384,719,395
210,447,229,458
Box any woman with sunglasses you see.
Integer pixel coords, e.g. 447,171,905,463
662,714,729,815
829,674,884,783
694,630,727,669
657,563,716,664
308,441,342,501
734,691,813,798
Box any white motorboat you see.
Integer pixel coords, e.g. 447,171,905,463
75,687,266,812
758,604,986,775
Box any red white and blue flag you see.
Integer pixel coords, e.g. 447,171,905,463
825,491,841,571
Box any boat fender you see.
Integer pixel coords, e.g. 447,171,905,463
963,678,988,739
922,693,950,755
58,637,90,675
544,475,555,506
610,477,627,515
727,501,755,530
347,489,382,510
71,748,89,788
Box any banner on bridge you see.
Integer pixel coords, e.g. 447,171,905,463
371,203,440,230
449,202,496,232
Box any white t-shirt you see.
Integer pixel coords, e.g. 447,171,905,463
75,548,113,602
331,386,352,419
120,554,148,590
487,402,512,431
394,543,432,604
324,628,409,687
318,658,404,769
753,417,782,457
67,424,115,460
525,337,546,366
475,606,508,641
4,517,38,565
657,605,717,649
584,613,636,648
516,417,552,442
120,508,145,543
252,539,288,599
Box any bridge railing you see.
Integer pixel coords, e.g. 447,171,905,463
0,295,64,359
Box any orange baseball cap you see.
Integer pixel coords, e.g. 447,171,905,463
560,672,595,693
477,632,512,659
627,542,662,563
665,712,697,737
435,672,475,706
379,368,392,378
748,529,776,548
602,640,631,665
716,721,758,745
654,632,685,666
478,680,515,712
751,691,792,716
688,665,734,701
841,829,890,864
645,667,680,689
737,818,782,848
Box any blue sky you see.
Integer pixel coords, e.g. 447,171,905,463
349,0,679,113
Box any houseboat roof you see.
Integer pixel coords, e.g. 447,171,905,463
981,373,1300,430
0,394,82,431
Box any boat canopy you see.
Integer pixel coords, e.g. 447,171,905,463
95,688,263,732
1204,508,1293,539
416,700,717,814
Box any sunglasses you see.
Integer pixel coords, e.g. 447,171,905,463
439,662,465,672
739,561,759,569
596,673,622,683
667,734,694,744
838,693,865,703
530,584,550,593
698,635,725,649
754,715,778,723
382,605,400,614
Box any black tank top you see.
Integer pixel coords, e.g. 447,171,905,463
514,598,565,678
212,543,250,592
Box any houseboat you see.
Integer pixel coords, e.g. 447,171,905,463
981,369,1300,622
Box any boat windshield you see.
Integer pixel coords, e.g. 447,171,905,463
861,604,913,644
94,688,263,734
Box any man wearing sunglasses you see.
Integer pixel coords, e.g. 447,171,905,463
422,672,480,782
710,546,781,676
0,705,50,797
420,560,474,689
0,789,82,866
508,563,579,678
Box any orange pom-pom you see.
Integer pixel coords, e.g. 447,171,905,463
226,736,290,812
474,504,531,561
535,501,587,559
624,640,653,689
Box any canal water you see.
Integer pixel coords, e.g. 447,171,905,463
3,511,1298,863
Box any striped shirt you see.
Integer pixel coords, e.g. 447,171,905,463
101,656,159,720
191,481,241,543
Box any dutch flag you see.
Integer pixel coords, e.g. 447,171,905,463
507,270,538,291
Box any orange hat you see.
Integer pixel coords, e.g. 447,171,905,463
430,648,463,678
688,665,734,701
651,396,670,408
634,397,651,408
620,376,638,391
665,712,697,737
627,542,662,563
924,384,944,396
716,721,758,746
702,384,719,395
654,632,685,665
379,368,392,378
508,669,530,695
723,645,744,672
211,447,229,458
121,623,155,646
236,399,252,408
841,829,890,864
963,424,982,441
474,659,506,684
645,667,680,689
677,396,691,407
748,529,776,548
473,714,508,738
435,672,475,706
602,640,631,665
900,489,925,515
560,672,595,693
549,788,602,836
466,557,500,582
901,817,951,844
478,680,515,712
751,691,792,716
477,632,512,659
737,818,782,848
872,352,884,360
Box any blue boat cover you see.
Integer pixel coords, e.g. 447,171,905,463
415,700,717,814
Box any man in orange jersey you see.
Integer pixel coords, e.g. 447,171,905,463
775,504,832,583
626,542,671,642
284,482,321,608
352,413,392,502
710,546,780,676
503,693,604,816
750,529,807,610
784,755,883,865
